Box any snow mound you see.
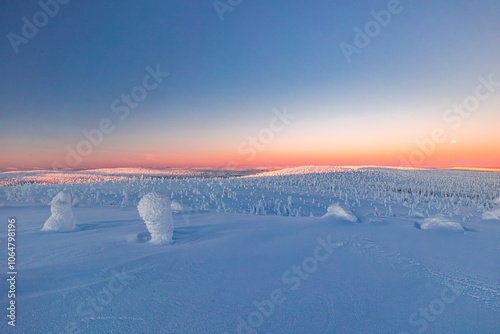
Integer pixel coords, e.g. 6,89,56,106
137,192,173,244
408,211,426,218
482,208,500,220
42,191,77,232
493,197,500,205
419,215,464,232
322,203,358,222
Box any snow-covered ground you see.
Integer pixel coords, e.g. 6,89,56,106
0,166,499,333
0,168,266,187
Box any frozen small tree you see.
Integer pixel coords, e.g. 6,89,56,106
42,191,77,232
121,193,129,207
387,205,393,217
137,192,174,244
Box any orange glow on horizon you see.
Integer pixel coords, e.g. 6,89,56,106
2,137,499,171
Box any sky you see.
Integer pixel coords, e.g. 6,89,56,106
1,0,499,170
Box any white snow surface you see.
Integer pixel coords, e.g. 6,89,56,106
1,166,499,333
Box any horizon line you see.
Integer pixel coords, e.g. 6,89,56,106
2,165,500,174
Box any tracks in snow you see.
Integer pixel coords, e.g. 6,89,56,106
345,237,500,311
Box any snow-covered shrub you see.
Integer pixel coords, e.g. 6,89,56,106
137,192,173,244
322,203,358,222
42,191,77,232
121,193,130,207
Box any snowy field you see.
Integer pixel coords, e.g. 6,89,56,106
0,166,499,333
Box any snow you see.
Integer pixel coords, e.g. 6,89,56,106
244,166,353,177
170,200,184,212
419,215,465,232
322,203,358,222
0,168,265,186
41,191,77,232
0,166,499,333
137,192,174,244
482,208,500,220
483,197,500,220
243,165,426,178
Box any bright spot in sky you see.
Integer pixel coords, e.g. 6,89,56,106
452,140,456,144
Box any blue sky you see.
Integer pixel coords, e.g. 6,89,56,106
1,0,499,169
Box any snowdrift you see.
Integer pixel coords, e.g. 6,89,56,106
419,215,464,232
482,208,500,220
482,197,500,220
322,203,358,222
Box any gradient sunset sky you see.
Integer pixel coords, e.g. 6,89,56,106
1,0,499,170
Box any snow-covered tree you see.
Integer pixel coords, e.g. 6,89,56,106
137,192,174,244
42,191,77,232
